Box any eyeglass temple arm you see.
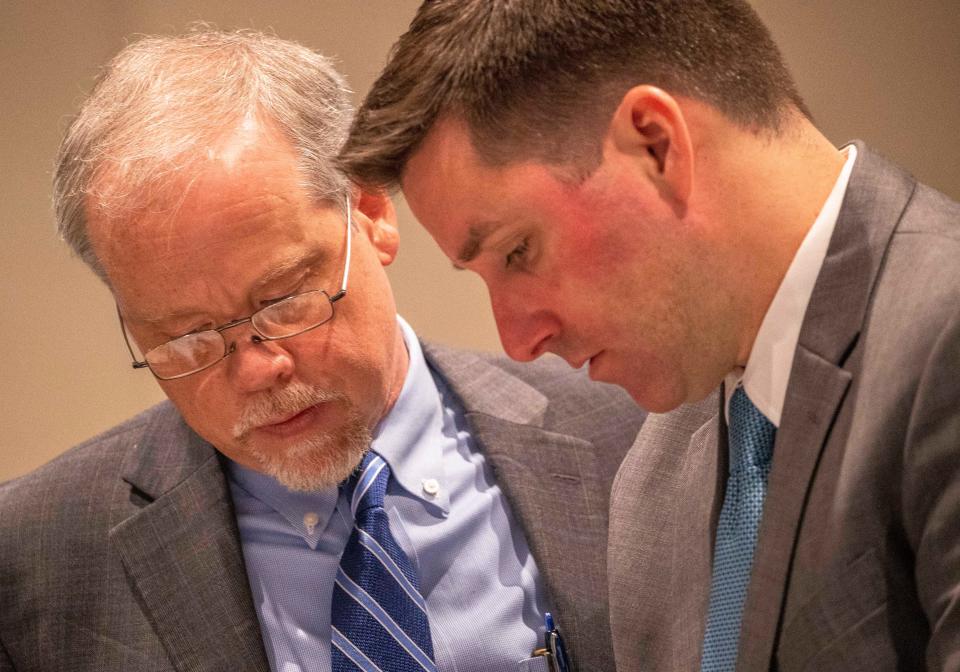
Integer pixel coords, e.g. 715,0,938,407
333,193,352,300
115,305,150,369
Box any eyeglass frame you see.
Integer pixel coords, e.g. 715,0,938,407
116,194,354,381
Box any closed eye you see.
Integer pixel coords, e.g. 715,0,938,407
505,237,530,268
257,273,316,308
259,290,299,308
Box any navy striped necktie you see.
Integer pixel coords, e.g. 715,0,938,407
331,451,438,672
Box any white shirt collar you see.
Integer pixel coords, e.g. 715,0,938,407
725,145,858,426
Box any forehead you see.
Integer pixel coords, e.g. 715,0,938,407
406,120,548,213
403,117,507,205
402,118,592,251
87,137,339,317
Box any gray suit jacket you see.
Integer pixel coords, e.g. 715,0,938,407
0,343,644,672
609,143,960,671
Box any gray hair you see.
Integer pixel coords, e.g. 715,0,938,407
53,28,353,282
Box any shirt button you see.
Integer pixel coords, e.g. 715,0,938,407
303,512,320,535
421,478,441,497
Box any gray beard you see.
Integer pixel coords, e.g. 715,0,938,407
233,382,371,491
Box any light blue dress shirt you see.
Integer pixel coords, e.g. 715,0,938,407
228,317,548,672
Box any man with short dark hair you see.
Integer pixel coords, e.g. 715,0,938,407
339,1,960,669
0,29,645,672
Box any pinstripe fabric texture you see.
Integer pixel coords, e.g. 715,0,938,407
332,452,438,672
700,388,775,671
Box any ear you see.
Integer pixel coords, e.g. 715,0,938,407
608,85,693,212
353,188,400,266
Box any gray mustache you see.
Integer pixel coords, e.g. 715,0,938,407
233,383,347,439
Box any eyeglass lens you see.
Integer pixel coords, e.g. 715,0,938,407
145,290,336,379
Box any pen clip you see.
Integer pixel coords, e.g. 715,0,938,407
543,612,571,672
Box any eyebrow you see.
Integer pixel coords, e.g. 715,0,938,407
250,248,326,292
131,248,328,327
456,222,499,266
133,309,202,328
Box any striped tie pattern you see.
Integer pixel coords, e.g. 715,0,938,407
332,452,438,672
700,387,776,671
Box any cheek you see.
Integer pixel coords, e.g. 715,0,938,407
551,215,637,289
300,290,400,387
159,377,239,443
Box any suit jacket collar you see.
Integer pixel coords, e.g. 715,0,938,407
422,342,613,671
421,341,549,426
791,141,915,365
736,142,918,669
112,402,270,671
118,401,213,501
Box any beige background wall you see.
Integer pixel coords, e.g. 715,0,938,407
2,1,958,481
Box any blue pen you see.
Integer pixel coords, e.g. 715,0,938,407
544,612,571,672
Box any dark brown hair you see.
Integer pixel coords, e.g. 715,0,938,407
340,0,808,189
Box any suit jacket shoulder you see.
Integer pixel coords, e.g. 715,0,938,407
0,402,269,671
426,344,644,474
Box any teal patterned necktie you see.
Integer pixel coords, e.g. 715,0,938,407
700,387,776,671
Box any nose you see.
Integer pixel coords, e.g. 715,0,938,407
225,333,295,393
489,288,559,362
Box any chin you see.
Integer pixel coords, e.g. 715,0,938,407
629,391,684,414
230,382,375,491
623,375,688,414
246,419,372,492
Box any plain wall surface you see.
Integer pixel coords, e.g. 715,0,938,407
2,0,958,481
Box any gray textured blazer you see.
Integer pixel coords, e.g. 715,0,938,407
608,143,960,671
0,343,644,672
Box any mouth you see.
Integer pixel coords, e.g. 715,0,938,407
566,352,597,370
586,351,606,379
254,402,333,439
233,383,352,445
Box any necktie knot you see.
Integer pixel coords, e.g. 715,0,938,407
345,451,390,516
727,387,776,473
333,450,438,672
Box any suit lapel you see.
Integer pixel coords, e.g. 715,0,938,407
672,405,724,670
737,351,851,669
109,403,269,672
607,392,718,672
422,343,609,668
737,143,916,670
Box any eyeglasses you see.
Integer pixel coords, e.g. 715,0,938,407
117,195,353,380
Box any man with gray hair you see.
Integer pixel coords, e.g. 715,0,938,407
0,29,644,672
